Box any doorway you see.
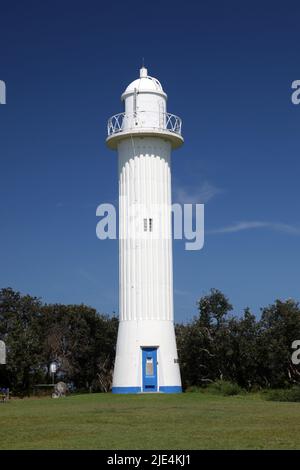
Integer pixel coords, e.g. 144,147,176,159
142,347,158,392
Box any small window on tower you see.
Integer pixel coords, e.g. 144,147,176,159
144,218,147,231
149,218,153,232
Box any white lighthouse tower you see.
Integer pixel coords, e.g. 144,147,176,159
106,66,183,393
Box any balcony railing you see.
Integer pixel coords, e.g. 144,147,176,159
107,111,182,137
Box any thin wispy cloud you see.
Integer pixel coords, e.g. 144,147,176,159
209,221,300,235
173,181,222,204
77,268,99,286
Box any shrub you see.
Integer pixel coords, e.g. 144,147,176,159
185,386,204,393
206,380,244,396
265,386,300,402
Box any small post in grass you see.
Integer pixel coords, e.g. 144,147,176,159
0,340,6,365
50,362,57,385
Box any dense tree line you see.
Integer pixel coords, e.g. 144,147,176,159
1,287,300,395
0,288,118,394
177,289,300,390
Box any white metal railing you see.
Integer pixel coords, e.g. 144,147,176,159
107,111,182,137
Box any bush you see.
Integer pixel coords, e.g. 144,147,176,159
206,380,244,396
185,386,204,393
265,386,300,402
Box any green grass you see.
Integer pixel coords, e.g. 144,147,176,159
1,392,300,449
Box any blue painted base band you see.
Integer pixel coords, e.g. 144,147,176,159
159,386,182,393
112,386,182,394
112,387,141,394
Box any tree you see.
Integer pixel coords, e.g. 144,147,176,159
258,299,300,387
177,289,234,387
198,288,233,328
0,288,45,394
224,309,262,388
41,303,118,391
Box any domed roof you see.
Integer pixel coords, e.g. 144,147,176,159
121,67,167,99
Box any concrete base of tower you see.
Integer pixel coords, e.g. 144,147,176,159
112,320,182,394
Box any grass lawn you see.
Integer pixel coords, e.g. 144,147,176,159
0,392,300,449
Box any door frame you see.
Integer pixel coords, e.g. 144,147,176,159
141,346,158,392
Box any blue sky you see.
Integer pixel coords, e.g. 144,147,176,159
0,0,299,322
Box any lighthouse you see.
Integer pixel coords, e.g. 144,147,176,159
106,66,183,393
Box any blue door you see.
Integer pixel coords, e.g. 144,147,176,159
142,347,158,392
